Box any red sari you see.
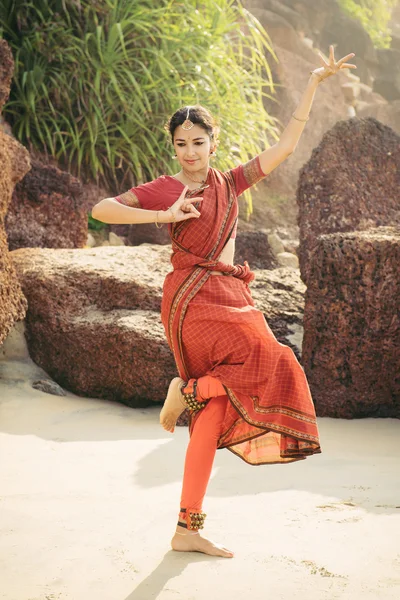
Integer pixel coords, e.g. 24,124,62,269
116,157,321,464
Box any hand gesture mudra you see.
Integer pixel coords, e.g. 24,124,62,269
168,185,203,222
311,45,356,84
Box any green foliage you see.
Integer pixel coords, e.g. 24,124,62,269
1,0,277,215
338,0,398,48
88,214,107,231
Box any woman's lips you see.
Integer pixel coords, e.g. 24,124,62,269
185,160,197,164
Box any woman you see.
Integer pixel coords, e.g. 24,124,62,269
92,46,356,558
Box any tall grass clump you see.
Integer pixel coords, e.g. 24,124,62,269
0,0,277,213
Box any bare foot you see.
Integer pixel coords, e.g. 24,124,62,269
160,377,186,433
171,529,234,558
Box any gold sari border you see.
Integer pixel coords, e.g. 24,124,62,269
114,190,141,208
242,156,267,187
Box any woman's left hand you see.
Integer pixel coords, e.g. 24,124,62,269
311,45,356,84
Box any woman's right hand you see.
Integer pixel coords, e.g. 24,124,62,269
163,185,203,223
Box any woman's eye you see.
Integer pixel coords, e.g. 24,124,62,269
195,142,204,146
177,143,185,147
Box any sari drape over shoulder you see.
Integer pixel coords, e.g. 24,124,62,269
116,157,321,464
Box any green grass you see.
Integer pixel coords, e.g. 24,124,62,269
1,0,279,217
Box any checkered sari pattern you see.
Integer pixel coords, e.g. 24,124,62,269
157,162,321,465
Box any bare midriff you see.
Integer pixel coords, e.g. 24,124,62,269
210,238,235,276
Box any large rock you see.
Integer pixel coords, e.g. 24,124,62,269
127,223,170,246
251,267,306,360
357,99,400,136
297,117,400,285
245,0,308,34
234,230,278,270
0,39,14,111
373,48,400,101
0,40,30,346
10,245,176,406
10,243,307,406
302,227,400,418
6,158,87,250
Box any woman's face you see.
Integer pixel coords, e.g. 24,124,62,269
173,123,214,171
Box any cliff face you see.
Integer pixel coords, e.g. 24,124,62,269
0,40,31,346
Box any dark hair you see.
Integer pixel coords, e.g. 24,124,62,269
165,104,220,147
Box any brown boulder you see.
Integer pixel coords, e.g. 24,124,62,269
297,117,400,285
127,223,170,246
0,39,13,112
11,245,176,406
251,267,306,360
302,227,400,418
0,41,31,346
234,230,278,270
6,159,87,250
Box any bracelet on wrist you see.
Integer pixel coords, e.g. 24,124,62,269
292,113,309,123
310,70,324,84
155,210,163,229
168,207,176,223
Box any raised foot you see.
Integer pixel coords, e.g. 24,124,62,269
171,531,234,558
160,377,186,433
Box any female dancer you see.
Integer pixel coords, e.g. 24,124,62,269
92,46,356,558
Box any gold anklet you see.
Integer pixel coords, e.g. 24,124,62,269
181,379,208,413
175,531,200,536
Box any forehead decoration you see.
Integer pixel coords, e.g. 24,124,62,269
181,107,195,131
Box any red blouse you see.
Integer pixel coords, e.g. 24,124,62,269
115,156,267,239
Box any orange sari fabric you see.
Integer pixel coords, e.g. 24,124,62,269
159,160,321,465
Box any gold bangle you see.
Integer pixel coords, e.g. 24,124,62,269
168,207,176,223
310,70,324,84
292,113,309,123
155,210,163,229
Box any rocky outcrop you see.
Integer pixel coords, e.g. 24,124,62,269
0,40,14,111
357,99,400,136
0,40,30,346
10,244,306,406
256,0,379,85
373,48,400,102
241,0,400,233
127,223,170,246
302,227,400,418
234,230,277,270
242,1,350,232
251,267,306,360
10,245,176,407
297,117,400,285
5,159,87,250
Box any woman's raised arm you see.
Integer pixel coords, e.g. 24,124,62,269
257,45,356,176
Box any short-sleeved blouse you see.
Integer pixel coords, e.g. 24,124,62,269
114,156,267,239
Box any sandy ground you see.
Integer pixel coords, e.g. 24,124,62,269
1,328,400,600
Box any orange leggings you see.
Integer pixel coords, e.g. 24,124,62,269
179,376,227,516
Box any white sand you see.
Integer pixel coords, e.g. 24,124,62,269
1,328,400,600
